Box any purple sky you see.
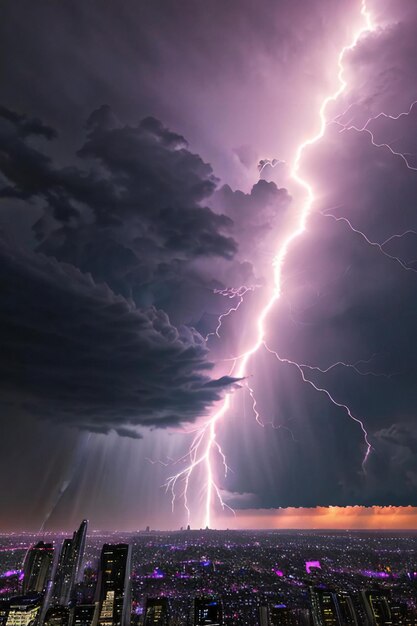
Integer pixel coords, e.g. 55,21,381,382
0,0,417,530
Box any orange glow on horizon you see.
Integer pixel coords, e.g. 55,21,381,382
216,507,417,530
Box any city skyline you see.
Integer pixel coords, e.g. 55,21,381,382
0,523,416,624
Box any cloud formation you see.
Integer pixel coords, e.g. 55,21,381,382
0,106,259,433
0,234,241,432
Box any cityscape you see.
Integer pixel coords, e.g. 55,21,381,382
0,520,416,625
1,1,417,626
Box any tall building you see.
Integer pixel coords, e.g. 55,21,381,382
361,590,393,626
95,544,131,626
73,604,98,626
336,592,358,626
75,566,98,606
193,597,222,626
0,601,10,626
144,598,169,626
44,606,70,626
22,542,54,595
5,595,42,626
259,604,298,626
310,588,340,626
52,520,88,606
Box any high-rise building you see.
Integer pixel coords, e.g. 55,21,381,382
144,598,169,626
5,595,42,626
259,604,298,626
95,544,131,626
269,605,298,626
361,590,393,626
193,597,222,626
310,588,340,626
22,542,54,595
75,566,98,605
336,592,358,626
73,604,98,626
44,606,70,626
0,601,10,626
52,520,88,606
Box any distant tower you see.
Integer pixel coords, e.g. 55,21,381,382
22,541,54,594
73,520,88,583
52,520,88,606
95,544,131,626
193,597,222,626
144,598,169,626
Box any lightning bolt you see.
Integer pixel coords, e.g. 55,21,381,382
292,354,393,379
338,123,417,172
263,342,372,472
336,99,417,171
205,286,256,342
321,210,417,274
166,0,375,529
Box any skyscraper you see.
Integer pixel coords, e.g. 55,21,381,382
361,590,393,626
22,542,54,595
336,592,359,626
0,601,10,626
259,604,298,626
144,598,169,626
95,544,131,626
52,520,88,606
5,595,43,626
73,604,98,626
44,606,70,626
310,588,340,626
193,597,222,626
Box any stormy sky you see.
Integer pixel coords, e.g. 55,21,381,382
1,0,417,531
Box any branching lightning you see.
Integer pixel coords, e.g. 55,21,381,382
205,286,256,342
298,354,393,378
321,211,417,274
263,343,373,472
166,1,377,529
338,123,417,171
336,99,417,171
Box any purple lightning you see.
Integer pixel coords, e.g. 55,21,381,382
336,99,417,171
206,286,256,342
296,354,393,378
263,342,372,471
166,0,376,529
321,211,417,274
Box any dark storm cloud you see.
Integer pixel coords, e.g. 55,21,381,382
0,0,361,193
0,235,241,432
212,180,290,269
0,105,261,433
0,104,235,260
0,104,250,329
